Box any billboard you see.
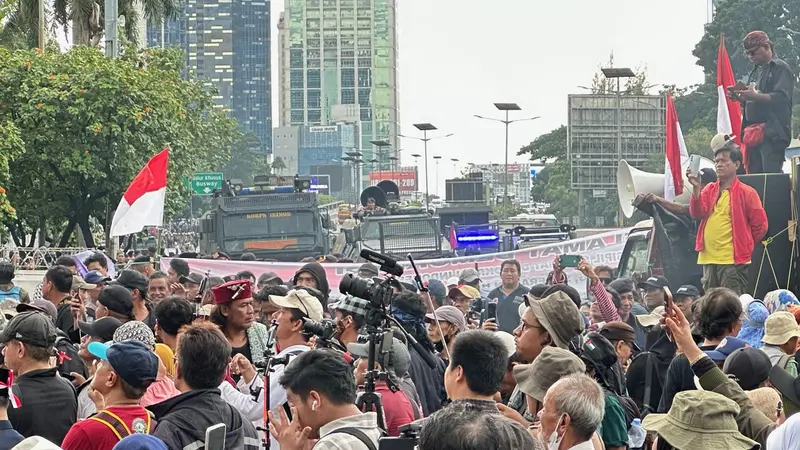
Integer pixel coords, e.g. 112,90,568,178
309,175,330,195
368,170,417,193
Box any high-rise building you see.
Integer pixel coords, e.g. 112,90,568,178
146,0,272,153
277,0,400,172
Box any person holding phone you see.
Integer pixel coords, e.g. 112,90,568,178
487,260,529,334
730,30,795,174
687,140,767,295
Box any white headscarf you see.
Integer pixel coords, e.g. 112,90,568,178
768,411,800,450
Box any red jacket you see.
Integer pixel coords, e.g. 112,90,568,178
689,177,768,265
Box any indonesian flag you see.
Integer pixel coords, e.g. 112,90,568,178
664,95,689,200
717,34,742,143
717,34,743,166
110,147,169,237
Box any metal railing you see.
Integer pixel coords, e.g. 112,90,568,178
0,247,93,270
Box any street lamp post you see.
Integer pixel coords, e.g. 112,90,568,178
410,153,421,202
370,140,390,177
601,67,635,227
475,104,540,206
451,158,459,178
400,124,454,205
433,156,442,197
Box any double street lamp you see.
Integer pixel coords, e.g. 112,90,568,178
399,124,454,204
475,103,540,205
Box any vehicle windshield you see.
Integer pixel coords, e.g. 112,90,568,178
222,210,316,237
619,236,650,278
362,218,438,240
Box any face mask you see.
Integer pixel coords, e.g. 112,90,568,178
547,414,567,450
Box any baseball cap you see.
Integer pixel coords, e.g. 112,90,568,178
98,285,135,319
110,270,149,295
16,300,57,323
84,270,112,284
347,337,412,378
425,279,447,300
495,331,516,358
513,347,585,402
705,337,748,361
637,276,669,290
527,291,585,349
459,268,481,284
447,285,480,300
424,305,467,333
114,434,168,450
329,295,369,318
88,340,158,389
674,285,701,299
446,277,460,288
257,272,283,287
723,347,772,391
358,263,379,277
699,168,717,185
762,311,800,345
71,275,96,291
635,305,666,328
0,311,57,348
197,304,214,317
770,364,800,407
113,321,156,349
179,273,203,285
78,316,122,342
598,321,641,352
0,299,19,319
710,133,735,152
269,289,324,322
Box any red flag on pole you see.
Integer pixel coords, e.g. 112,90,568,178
717,34,743,162
665,95,689,200
110,147,169,237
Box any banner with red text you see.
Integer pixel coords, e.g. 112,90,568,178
161,228,632,300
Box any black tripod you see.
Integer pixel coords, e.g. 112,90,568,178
253,321,289,450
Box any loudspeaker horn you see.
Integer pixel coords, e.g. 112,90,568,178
617,157,715,218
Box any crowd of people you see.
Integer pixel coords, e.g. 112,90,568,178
0,30,793,450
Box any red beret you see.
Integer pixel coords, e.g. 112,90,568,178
211,280,253,305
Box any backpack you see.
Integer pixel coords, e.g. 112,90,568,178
89,408,155,441
0,285,21,302
606,389,641,431
55,335,87,380
626,351,662,418
777,354,799,377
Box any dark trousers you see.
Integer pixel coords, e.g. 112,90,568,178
747,140,787,174
702,264,749,295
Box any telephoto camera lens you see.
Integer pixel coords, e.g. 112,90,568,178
339,273,374,300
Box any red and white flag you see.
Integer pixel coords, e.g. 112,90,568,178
665,95,689,200
717,34,742,144
110,147,169,237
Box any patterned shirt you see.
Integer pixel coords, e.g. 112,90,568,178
315,412,383,450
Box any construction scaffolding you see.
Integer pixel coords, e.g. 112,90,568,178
567,94,666,190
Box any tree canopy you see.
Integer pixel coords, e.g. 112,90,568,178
0,46,241,247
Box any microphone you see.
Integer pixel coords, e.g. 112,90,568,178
359,249,403,276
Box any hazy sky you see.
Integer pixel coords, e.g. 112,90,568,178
272,0,711,195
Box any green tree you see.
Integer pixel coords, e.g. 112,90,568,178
272,156,287,175
223,132,270,186
0,46,240,247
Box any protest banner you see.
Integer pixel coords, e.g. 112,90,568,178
161,228,632,300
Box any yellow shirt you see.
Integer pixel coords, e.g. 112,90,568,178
698,190,735,265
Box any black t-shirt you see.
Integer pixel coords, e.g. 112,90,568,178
231,340,253,382
657,343,717,412
488,285,530,333
9,367,77,445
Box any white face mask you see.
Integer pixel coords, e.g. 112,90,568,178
547,414,567,450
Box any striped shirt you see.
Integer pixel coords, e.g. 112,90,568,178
315,412,382,450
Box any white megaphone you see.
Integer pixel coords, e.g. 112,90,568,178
617,157,715,218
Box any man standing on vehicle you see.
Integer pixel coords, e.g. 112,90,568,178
730,30,794,173
688,141,768,295
488,260,529,334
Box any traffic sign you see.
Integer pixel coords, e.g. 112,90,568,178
190,173,223,195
